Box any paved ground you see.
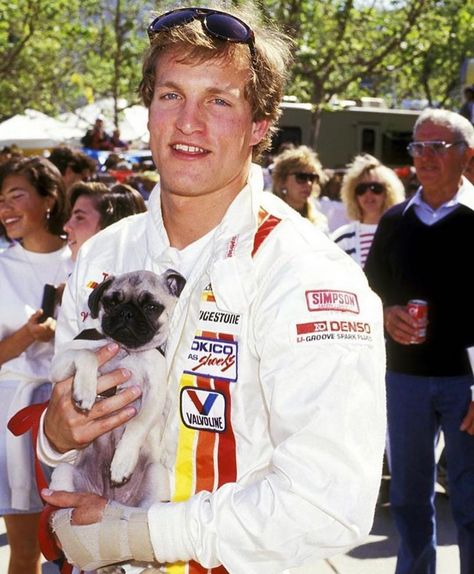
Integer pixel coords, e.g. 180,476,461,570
0,487,460,574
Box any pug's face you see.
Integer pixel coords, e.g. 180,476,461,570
88,269,186,351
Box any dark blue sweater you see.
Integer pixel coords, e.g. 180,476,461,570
365,201,474,376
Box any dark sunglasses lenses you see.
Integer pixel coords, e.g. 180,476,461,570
355,182,385,196
148,10,195,38
148,9,252,43
294,173,318,184
204,13,252,42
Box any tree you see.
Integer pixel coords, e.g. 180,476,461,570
262,0,474,148
0,0,152,123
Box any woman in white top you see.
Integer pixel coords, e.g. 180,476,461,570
331,154,405,268
0,156,71,574
271,145,329,233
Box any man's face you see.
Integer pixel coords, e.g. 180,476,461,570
413,121,469,195
147,50,268,202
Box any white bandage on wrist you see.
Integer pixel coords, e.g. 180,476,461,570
51,502,155,571
471,384,474,402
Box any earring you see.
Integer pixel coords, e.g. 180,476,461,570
281,188,287,196
46,208,51,220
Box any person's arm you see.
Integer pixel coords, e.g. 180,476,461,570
0,310,55,366
365,207,418,344
43,246,387,573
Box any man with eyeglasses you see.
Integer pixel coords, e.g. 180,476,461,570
365,108,474,574
37,2,386,573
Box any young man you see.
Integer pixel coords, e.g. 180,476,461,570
40,3,386,572
365,109,474,574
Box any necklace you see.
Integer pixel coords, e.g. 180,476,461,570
19,243,68,288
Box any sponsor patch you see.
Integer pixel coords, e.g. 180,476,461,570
86,272,110,290
180,387,226,432
305,290,359,314
185,336,238,382
295,319,372,343
226,235,239,258
197,301,242,336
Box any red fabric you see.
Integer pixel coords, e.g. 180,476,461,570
8,402,74,573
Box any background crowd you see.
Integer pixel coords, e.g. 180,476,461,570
0,103,473,574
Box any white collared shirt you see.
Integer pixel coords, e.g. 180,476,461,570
404,176,474,225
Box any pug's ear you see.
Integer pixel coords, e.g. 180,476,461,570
164,269,186,297
88,276,115,318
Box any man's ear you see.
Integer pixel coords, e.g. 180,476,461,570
250,119,270,147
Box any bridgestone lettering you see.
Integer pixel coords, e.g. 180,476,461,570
199,310,240,325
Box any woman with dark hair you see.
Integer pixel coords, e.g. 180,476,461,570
64,181,147,261
0,156,71,574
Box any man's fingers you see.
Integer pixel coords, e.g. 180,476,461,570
95,342,120,367
41,488,81,507
95,367,132,395
41,490,107,525
460,404,474,434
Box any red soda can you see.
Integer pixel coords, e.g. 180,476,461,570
407,299,428,344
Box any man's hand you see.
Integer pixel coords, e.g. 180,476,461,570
41,489,107,525
44,343,142,453
460,402,474,435
41,489,156,571
384,305,422,345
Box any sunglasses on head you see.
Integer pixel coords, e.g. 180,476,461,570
292,172,319,184
355,182,385,196
147,7,257,66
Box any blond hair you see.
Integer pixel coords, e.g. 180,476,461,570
340,154,405,221
271,146,327,225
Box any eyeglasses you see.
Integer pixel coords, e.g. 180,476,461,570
407,140,466,158
147,7,256,65
292,172,319,184
355,182,385,196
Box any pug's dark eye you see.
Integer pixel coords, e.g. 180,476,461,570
144,303,163,314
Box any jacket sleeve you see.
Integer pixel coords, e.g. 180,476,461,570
147,243,387,574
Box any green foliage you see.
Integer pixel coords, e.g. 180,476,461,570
0,0,473,128
0,0,152,122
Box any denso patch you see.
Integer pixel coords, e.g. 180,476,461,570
184,336,238,382
180,387,226,433
305,290,359,314
295,319,372,344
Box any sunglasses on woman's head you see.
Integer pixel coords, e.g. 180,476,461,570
355,182,385,196
292,172,319,184
147,7,257,67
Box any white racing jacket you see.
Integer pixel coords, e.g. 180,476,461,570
51,167,386,574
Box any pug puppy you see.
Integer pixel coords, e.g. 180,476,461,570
49,269,186,510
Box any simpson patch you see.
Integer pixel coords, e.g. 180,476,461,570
305,290,360,314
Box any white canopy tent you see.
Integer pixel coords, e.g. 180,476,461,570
0,109,83,150
57,98,149,146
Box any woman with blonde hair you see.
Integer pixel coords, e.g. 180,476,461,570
271,145,328,232
331,154,405,268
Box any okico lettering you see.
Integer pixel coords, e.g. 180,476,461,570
185,337,238,382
